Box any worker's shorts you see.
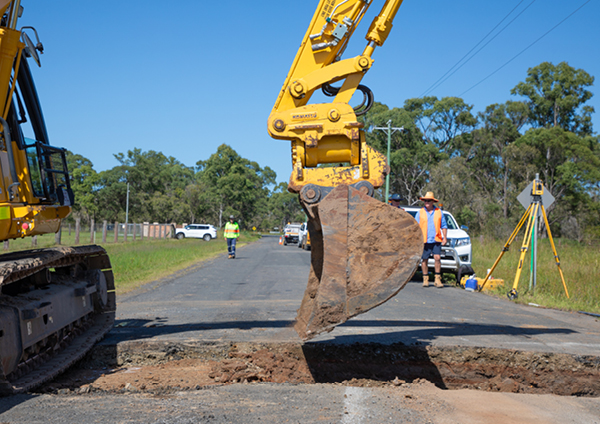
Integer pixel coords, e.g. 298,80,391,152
422,242,442,260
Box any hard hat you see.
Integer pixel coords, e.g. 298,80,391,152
389,194,402,201
229,215,234,219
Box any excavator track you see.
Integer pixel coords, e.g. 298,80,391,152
0,245,115,395
295,185,422,340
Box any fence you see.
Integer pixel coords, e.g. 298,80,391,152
3,219,175,251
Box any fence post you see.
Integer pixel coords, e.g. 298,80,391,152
114,221,118,243
90,219,95,244
102,220,107,243
75,218,80,245
69,223,71,236
124,222,128,242
132,223,136,241
3,240,8,251
141,222,145,241
31,235,37,247
55,226,62,245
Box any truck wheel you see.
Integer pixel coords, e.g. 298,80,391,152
176,233,185,240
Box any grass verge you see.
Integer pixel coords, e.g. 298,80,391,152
471,236,600,315
2,231,259,295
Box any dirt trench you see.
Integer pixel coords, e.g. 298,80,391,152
35,341,600,397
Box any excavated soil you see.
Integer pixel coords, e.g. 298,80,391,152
35,342,600,397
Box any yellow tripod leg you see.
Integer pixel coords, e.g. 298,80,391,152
540,205,570,298
479,204,533,291
509,202,539,299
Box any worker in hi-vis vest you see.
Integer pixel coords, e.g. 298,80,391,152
224,215,240,259
417,192,447,288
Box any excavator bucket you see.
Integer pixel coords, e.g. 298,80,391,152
295,185,423,340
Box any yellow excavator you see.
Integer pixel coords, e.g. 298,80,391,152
269,0,422,340
0,0,420,393
0,1,114,394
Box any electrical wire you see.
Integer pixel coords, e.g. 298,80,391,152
421,0,536,97
459,0,591,97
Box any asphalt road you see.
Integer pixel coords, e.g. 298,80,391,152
105,236,600,357
1,236,600,423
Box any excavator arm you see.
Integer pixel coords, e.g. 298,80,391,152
268,0,422,340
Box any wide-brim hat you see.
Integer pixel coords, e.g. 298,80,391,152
419,191,438,202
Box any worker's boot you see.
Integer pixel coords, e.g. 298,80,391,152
434,274,444,288
422,275,429,287
228,254,232,259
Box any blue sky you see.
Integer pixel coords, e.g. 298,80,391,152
20,0,599,185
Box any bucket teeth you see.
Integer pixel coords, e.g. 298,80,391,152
295,185,422,340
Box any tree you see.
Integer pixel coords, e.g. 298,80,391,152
460,101,528,218
66,151,100,223
511,61,595,136
266,182,305,230
93,149,195,223
513,128,600,237
196,144,276,228
364,102,445,205
404,96,477,155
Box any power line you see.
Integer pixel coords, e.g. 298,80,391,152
420,0,526,97
421,0,537,97
459,0,592,97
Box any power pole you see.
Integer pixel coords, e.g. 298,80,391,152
125,182,130,226
373,120,404,203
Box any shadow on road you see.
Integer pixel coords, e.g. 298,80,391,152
0,394,37,415
105,317,576,345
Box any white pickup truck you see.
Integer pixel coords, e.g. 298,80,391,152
297,222,311,250
283,223,302,245
401,206,474,282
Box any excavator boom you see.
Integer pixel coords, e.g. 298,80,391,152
269,0,422,340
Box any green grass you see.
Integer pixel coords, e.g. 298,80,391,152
2,231,259,294
102,238,232,293
471,236,600,314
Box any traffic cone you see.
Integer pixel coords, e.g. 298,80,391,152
279,236,283,245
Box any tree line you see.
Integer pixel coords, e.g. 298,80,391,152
67,61,600,242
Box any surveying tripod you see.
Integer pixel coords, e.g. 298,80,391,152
479,177,569,300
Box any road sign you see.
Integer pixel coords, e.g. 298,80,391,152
517,182,555,211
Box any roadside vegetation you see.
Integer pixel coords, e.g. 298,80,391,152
471,237,600,315
4,231,262,294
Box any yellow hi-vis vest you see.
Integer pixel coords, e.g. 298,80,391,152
419,208,442,243
224,222,240,238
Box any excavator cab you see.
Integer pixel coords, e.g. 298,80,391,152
11,48,74,208
269,0,422,340
0,26,75,239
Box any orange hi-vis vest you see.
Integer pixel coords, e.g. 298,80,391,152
419,208,443,243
